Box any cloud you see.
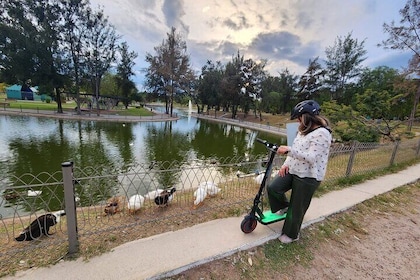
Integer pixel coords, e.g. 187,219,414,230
162,0,189,35
248,31,320,68
221,12,251,30
89,0,413,87
294,10,315,29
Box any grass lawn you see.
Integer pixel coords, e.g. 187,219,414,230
0,92,154,116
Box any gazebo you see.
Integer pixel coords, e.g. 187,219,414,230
5,84,22,99
6,84,45,101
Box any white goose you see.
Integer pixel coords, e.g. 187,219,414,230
199,181,221,196
254,173,265,185
127,194,145,214
193,187,207,209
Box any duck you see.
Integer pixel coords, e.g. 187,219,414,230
3,191,20,200
27,190,42,197
127,194,145,214
15,210,66,241
148,161,157,170
199,181,221,196
154,187,176,207
104,196,126,215
193,187,207,209
254,173,265,185
105,201,118,215
144,188,164,200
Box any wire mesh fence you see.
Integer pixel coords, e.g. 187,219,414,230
1,138,419,275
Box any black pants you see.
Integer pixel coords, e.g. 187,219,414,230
267,173,320,239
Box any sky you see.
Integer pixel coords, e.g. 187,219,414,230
89,0,412,90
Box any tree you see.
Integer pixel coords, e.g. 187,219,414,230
239,58,267,119
297,57,326,100
85,8,119,115
277,69,298,114
197,60,224,113
0,0,125,114
324,32,367,103
322,101,380,142
357,66,397,93
262,91,283,114
380,0,420,131
356,67,411,119
0,0,38,84
392,74,418,120
217,51,267,119
116,42,137,109
354,89,403,141
221,51,243,118
0,0,67,113
261,75,281,113
100,72,120,96
145,27,195,116
60,0,91,115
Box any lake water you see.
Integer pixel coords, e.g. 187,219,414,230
0,110,286,217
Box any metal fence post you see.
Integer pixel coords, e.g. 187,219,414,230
389,141,400,166
416,139,420,158
62,161,79,255
346,141,357,177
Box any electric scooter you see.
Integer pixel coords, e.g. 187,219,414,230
240,138,286,233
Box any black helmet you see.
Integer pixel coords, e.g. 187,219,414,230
291,100,321,120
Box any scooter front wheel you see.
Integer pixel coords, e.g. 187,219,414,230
241,215,257,233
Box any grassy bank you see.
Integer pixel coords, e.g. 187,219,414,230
1,93,154,117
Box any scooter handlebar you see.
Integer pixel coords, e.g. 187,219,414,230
256,138,267,145
256,138,278,152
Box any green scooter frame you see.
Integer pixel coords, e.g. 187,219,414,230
240,138,286,233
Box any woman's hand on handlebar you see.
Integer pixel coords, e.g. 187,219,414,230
277,145,290,155
278,165,289,177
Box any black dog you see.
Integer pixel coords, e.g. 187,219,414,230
15,210,66,241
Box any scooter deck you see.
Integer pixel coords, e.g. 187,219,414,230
260,210,286,224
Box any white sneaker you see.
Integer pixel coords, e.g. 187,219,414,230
279,234,299,244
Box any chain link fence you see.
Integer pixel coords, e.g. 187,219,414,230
1,138,419,275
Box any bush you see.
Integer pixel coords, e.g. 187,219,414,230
335,123,380,142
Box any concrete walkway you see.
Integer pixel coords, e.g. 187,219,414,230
6,163,420,280
192,112,287,136
0,107,179,123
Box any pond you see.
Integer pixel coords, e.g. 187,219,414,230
0,109,286,217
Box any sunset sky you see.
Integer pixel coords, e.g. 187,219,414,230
89,0,412,89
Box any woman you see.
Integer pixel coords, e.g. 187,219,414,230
267,100,332,244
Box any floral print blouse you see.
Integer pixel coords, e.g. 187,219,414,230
283,127,332,181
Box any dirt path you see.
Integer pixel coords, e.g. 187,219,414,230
291,206,420,279
171,183,420,280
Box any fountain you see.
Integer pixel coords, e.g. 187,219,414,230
188,100,192,114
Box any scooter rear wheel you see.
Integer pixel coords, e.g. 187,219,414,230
241,215,257,233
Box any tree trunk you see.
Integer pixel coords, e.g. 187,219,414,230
407,84,420,132
165,94,169,114
55,87,63,114
170,96,173,117
232,105,237,119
